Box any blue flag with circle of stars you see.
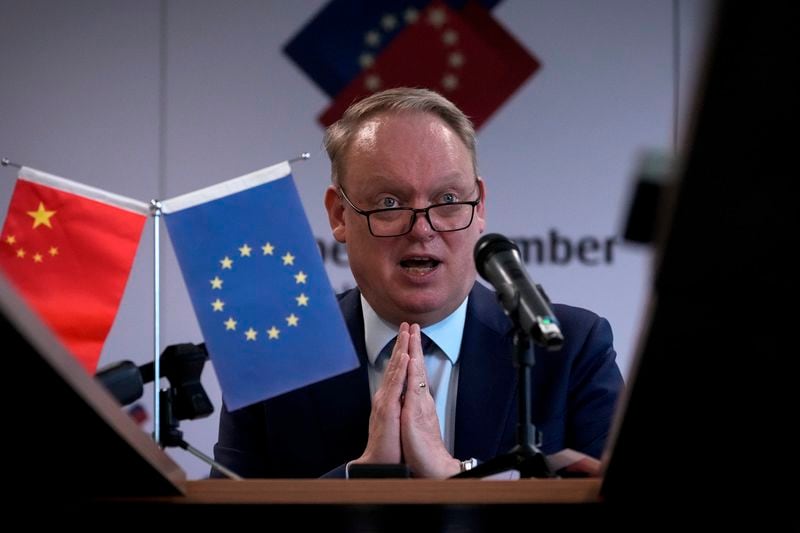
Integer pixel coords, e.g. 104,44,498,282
161,161,358,411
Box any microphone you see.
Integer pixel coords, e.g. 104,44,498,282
474,233,564,350
94,342,213,420
95,360,144,405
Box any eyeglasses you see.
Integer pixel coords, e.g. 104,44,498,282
338,181,482,238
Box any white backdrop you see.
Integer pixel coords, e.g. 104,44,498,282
0,0,714,479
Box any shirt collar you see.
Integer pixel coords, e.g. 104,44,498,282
361,294,468,366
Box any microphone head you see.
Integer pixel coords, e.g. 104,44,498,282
474,233,520,279
95,360,144,406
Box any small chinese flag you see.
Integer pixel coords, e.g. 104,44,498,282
0,167,148,373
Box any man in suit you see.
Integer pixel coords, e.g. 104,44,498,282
212,87,623,479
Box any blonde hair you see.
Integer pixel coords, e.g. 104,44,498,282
323,87,477,185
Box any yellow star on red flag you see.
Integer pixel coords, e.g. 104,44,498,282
27,202,56,228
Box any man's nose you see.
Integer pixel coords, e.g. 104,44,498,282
407,209,434,239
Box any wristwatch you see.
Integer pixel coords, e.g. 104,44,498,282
459,457,478,473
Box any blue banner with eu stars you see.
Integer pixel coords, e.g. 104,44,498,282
161,161,358,411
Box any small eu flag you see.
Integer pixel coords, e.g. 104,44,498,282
161,162,358,411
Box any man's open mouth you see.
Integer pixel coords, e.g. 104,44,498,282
400,256,441,273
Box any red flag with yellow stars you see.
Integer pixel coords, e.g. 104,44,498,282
0,167,149,373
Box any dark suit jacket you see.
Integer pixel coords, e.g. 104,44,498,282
212,282,623,478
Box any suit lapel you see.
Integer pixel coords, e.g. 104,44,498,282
454,284,517,460
336,288,370,368
308,290,372,459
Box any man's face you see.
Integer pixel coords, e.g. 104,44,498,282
325,110,486,327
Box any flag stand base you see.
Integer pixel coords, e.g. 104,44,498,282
158,387,242,480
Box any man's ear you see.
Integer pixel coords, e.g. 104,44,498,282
475,177,487,233
324,186,347,243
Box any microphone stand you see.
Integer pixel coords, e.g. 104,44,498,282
453,288,555,479
158,387,242,480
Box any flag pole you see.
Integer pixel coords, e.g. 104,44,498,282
149,199,163,445
1,158,22,169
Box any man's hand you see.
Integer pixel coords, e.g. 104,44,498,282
351,323,410,466
400,324,461,479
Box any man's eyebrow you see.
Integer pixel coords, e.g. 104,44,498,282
359,174,473,195
433,176,476,192
360,177,403,193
